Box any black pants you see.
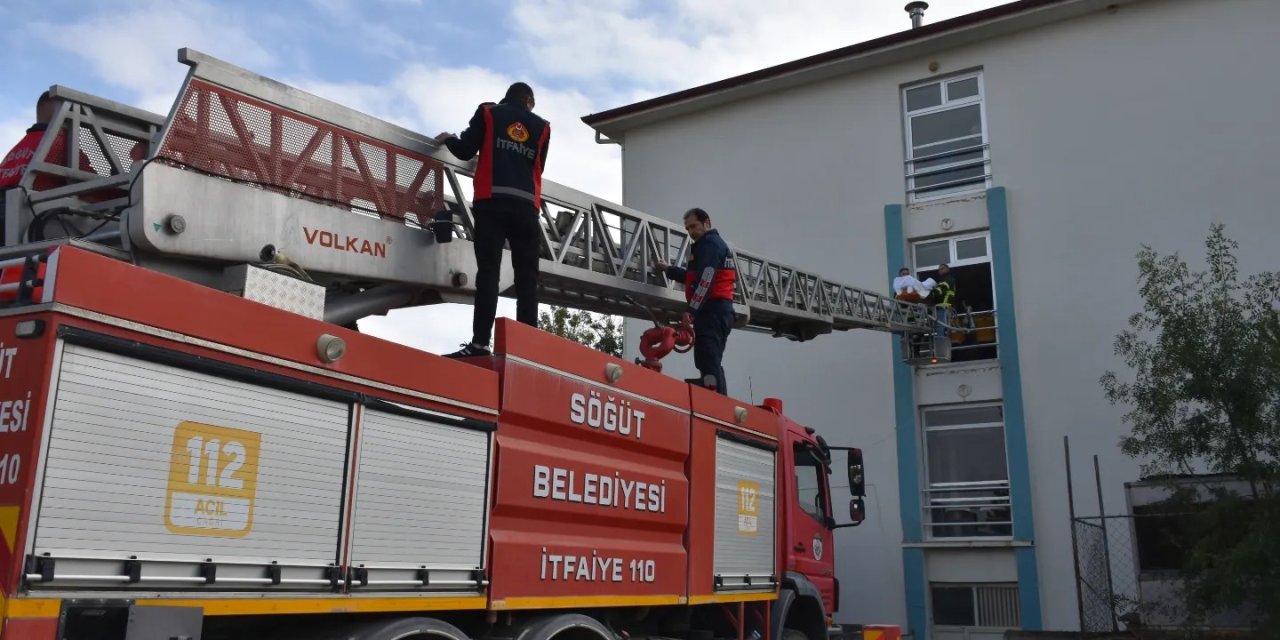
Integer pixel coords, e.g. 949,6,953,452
472,199,540,347
693,298,733,395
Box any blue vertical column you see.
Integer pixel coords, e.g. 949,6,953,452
986,187,1042,629
884,204,927,637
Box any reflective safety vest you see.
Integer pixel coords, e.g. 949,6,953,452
934,278,956,308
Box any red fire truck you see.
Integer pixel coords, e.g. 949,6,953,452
0,49,931,640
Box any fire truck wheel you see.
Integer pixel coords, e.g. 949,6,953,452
521,613,614,640
781,629,807,640
328,616,471,640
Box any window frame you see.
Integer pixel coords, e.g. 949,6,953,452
903,70,992,203
920,403,1012,540
911,231,992,273
930,582,1022,629
912,231,999,362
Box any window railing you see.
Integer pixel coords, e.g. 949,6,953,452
905,143,991,199
923,480,1012,538
946,308,999,361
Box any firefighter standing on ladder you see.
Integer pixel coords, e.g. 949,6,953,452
436,82,550,358
657,208,736,395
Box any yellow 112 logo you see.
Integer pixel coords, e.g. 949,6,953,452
164,421,262,537
736,480,760,535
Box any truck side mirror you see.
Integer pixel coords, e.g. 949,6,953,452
847,448,865,497
848,498,865,525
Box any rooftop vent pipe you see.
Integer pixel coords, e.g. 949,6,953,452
905,1,929,28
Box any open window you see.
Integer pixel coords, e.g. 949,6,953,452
913,232,997,362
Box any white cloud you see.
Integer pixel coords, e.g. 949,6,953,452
512,0,1007,94
31,0,274,114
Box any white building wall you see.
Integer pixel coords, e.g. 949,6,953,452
612,0,1280,634
617,70,913,628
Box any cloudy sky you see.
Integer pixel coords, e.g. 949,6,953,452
0,0,1005,353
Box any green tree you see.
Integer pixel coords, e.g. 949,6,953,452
539,306,623,357
1100,223,1280,633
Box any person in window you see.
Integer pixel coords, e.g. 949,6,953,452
931,263,957,336
892,266,935,303
655,207,736,395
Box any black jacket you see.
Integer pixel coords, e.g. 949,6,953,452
443,99,550,210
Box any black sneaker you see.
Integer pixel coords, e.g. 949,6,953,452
444,343,491,358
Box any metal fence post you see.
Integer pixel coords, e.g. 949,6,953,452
1093,455,1118,633
1065,436,1086,632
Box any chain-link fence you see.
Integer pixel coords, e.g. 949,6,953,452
1064,441,1265,635
1072,515,1141,633
1065,442,1145,634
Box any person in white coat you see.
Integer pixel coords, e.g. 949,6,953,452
892,267,935,303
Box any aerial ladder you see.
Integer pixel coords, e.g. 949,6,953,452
0,49,955,365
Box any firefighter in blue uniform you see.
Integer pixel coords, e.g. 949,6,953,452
656,208,736,395
435,82,550,358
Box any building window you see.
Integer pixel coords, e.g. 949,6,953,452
931,583,1021,628
794,444,828,523
903,71,990,201
912,232,997,362
921,404,1011,538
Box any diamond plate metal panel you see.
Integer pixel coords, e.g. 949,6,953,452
225,264,325,319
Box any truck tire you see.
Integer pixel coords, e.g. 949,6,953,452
318,616,471,640
520,613,615,640
772,586,825,640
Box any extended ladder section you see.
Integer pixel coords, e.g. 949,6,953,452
2,48,938,343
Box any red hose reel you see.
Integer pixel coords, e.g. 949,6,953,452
637,321,694,372
628,296,694,372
